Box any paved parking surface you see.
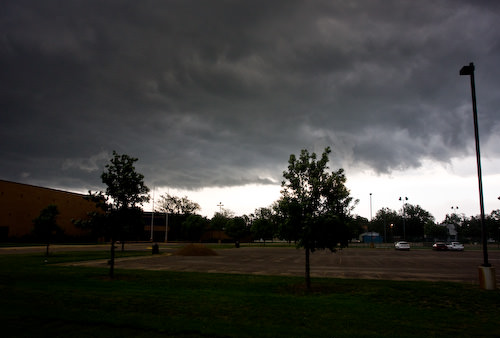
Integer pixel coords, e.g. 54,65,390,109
65,245,500,284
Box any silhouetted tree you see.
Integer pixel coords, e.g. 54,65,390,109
400,204,434,241
32,204,62,257
101,151,149,278
279,147,357,290
275,196,302,244
156,193,200,215
250,207,275,243
459,215,481,243
371,207,399,242
225,216,249,247
347,215,369,241
486,210,500,241
181,214,210,241
210,209,234,231
424,223,449,241
155,193,201,241
443,212,463,227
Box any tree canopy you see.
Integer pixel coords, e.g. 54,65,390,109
250,207,276,243
156,193,200,215
101,151,149,210
181,214,210,241
402,204,435,241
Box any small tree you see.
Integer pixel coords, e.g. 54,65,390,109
225,216,249,247
101,151,149,278
280,147,356,289
32,205,62,257
251,207,275,244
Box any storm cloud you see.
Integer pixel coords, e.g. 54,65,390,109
1,0,499,194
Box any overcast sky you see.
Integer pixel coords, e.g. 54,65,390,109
2,1,499,221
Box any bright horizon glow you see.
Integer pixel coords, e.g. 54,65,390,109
142,156,500,223
348,158,500,223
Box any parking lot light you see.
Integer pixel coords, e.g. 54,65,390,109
460,62,489,267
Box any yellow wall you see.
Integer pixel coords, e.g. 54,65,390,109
0,180,97,239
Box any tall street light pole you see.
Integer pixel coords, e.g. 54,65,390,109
369,193,373,222
150,187,155,242
399,196,408,240
369,193,373,245
165,212,169,243
460,62,490,267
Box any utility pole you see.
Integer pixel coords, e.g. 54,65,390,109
217,202,224,212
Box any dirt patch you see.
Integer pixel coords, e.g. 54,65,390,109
174,244,218,256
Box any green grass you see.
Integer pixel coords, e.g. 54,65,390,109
0,251,499,337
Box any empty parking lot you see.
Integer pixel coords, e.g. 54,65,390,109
66,245,500,284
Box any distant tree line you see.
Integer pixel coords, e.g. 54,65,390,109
67,150,500,248
363,205,500,243
63,149,500,283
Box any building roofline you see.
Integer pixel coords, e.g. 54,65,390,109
0,179,91,198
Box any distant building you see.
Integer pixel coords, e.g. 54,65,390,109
359,231,383,243
441,223,458,241
0,180,98,241
143,211,168,242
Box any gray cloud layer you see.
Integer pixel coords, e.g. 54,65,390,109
1,0,499,191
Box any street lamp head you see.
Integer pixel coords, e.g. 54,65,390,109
460,62,474,76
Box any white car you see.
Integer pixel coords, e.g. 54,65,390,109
447,242,464,251
395,241,410,251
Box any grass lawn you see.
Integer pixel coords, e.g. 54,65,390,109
0,250,499,338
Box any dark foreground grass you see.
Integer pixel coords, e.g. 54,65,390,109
0,252,499,338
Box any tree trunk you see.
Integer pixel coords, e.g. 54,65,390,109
109,240,115,279
45,243,50,257
305,246,311,290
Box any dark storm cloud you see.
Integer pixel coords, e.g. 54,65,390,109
1,0,499,191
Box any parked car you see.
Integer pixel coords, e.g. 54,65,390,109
395,241,410,250
447,242,464,251
432,242,448,251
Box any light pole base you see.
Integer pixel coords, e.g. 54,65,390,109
478,266,496,290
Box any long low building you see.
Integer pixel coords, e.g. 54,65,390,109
0,179,97,240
